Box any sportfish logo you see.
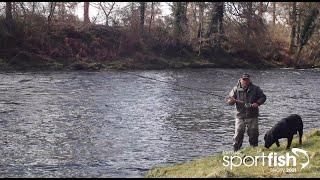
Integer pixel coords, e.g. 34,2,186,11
291,148,309,169
222,148,309,171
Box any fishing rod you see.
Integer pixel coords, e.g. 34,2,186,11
122,72,260,109
122,71,227,100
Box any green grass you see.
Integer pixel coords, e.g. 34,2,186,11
0,58,8,66
145,129,320,178
314,60,320,68
104,59,126,70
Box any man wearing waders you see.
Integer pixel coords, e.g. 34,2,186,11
226,73,266,151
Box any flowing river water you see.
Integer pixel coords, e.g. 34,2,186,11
0,68,319,177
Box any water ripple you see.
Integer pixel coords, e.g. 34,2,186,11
0,69,319,177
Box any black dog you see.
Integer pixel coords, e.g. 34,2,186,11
264,114,303,149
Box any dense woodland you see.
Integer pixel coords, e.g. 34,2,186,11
0,2,319,70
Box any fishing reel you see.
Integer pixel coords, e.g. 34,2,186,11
244,102,252,108
234,99,252,108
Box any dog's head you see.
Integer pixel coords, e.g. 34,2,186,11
264,132,274,149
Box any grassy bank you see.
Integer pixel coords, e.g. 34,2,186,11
145,129,320,178
0,52,288,72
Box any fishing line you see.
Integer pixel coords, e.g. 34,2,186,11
122,71,227,100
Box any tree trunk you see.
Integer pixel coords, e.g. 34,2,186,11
289,2,297,54
139,2,146,35
173,2,180,44
217,2,224,42
206,3,217,38
181,2,188,38
47,2,57,33
130,2,138,29
258,2,263,17
30,2,36,26
12,2,17,19
148,2,154,32
295,7,319,67
173,2,189,45
272,2,276,25
19,2,27,25
197,2,205,56
99,2,115,26
5,2,13,22
296,4,301,50
206,2,224,48
84,2,90,24
197,2,204,39
32,2,36,15
246,2,253,38
58,2,66,22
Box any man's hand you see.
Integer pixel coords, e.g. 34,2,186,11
227,97,237,105
251,103,259,108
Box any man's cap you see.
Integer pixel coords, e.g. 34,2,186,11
240,73,250,79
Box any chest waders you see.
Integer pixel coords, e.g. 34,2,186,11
237,87,252,118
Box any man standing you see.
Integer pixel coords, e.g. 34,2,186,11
227,73,266,151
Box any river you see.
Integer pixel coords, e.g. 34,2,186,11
0,68,319,177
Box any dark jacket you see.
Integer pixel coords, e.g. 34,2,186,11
228,81,266,118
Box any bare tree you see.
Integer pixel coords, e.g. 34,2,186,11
32,2,36,15
197,2,205,39
5,2,13,23
47,2,57,32
128,2,139,30
12,2,17,18
246,2,253,38
18,2,28,25
139,2,146,34
207,2,225,48
272,2,276,25
148,2,154,32
57,2,66,22
172,2,188,44
296,3,301,50
289,2,297,54
197,2,205,55
295,6,319,66
98,2,115,26
258,2,263,17
84,2,90,24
